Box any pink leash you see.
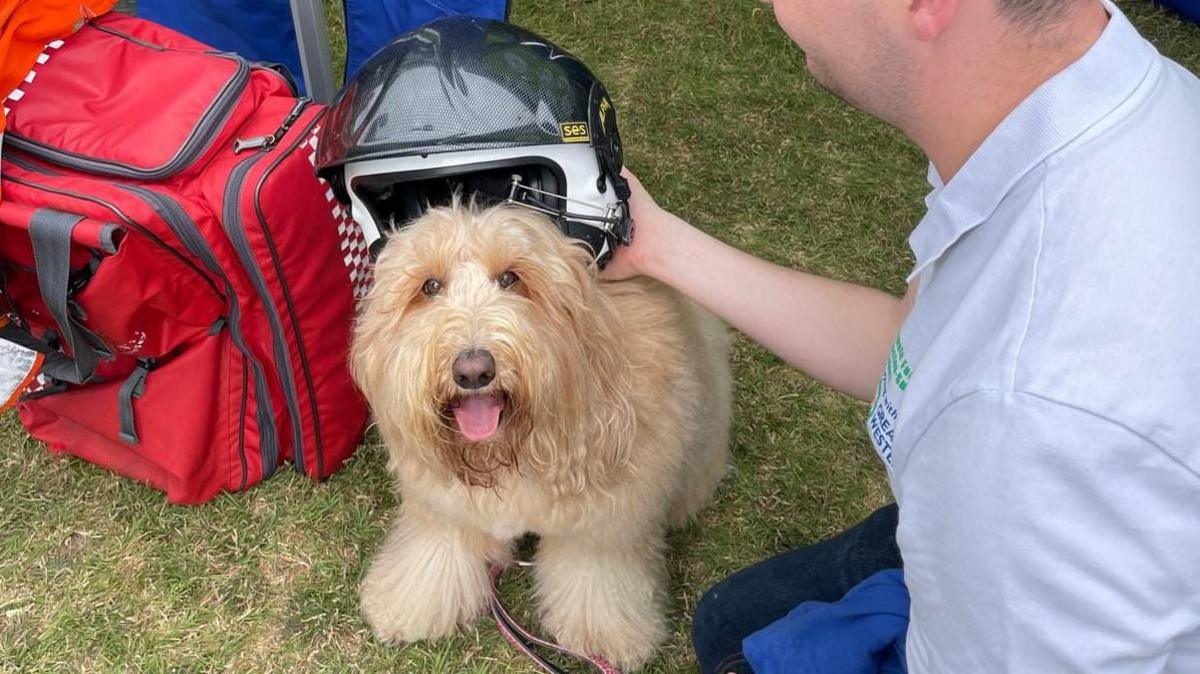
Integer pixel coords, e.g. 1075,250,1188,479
488,562,622,674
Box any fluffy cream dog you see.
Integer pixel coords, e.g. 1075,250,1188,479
351,201,730,670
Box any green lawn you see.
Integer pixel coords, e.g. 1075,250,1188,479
2,2,1198,672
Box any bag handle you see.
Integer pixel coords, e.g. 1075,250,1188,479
28,208,100,384
0,201,123,253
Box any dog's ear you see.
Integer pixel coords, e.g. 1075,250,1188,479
351,233,428,398
366,237,418,312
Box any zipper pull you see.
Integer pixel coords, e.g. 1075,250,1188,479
231,97,310,154
207,316,228,335
233,135,274,153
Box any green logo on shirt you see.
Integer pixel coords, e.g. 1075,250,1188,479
885,337,911,391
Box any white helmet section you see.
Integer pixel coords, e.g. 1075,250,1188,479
342,143,626,252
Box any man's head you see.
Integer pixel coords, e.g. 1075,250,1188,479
768,0,1095,130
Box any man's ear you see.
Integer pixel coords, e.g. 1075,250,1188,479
909,0,960,41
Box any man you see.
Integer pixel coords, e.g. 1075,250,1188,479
602,0,1200,671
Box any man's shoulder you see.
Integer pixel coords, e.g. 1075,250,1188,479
920,99,1200,466
1042,50,1200,216
1009,142,1200,468
980,53,1200,277
1020,53,1200,411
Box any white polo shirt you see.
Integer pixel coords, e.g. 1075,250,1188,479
865,2,1200,671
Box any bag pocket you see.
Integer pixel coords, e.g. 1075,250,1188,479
17,331,249,503
3,19,252,180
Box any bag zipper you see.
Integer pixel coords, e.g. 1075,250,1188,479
4,23,251,180
88,22,173,50
115,184,279,481
251,105,328,476
222,99,320,474
233,98,310,153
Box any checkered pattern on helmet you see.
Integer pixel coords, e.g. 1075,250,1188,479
306,126,373,305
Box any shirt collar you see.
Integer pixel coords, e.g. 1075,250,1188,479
907,0,1160,283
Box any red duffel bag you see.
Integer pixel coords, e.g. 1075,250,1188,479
0,11,370,503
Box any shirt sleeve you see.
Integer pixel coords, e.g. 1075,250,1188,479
895,390,1200,674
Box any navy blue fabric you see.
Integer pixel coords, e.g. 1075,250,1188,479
343,0,508,79
743,569,910,674
137,0,305,94
1154,0,1200,24
692,504,902,674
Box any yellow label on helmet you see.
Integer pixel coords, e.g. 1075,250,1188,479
560,122,591,143
598,98,612,133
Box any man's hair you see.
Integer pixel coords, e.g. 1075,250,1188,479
995,0,1074,27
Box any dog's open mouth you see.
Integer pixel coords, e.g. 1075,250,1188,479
446,392,507,442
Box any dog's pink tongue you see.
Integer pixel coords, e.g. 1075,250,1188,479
453,394,504,442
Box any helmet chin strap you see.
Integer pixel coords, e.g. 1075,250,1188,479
609,171,632,203
607,172,635,251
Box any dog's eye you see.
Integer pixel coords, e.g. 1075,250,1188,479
421,278,443,297
497,270,519,289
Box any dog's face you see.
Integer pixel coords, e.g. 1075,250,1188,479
352,203,608,486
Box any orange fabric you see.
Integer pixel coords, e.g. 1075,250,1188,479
0,0,115,203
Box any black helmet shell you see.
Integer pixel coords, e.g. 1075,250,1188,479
316,16,622,175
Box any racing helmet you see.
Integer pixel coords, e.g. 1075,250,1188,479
315,16,633,267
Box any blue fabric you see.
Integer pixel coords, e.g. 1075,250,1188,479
136,1,511,95
138,0,305,94
692,504,902,674
1154,0,1200,24
344,0,508,79
742,569,910,674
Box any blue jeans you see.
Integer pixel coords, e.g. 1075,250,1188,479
691,504,902,674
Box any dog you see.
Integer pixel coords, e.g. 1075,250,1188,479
350,200,731,670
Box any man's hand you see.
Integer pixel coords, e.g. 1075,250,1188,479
602,169,671,281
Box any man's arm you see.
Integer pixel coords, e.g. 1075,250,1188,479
604,170,914,402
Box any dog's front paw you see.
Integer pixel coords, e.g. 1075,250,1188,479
359,552,489,644
542,602,665,672
535,534,669,671
537,556,667,670
359,510,500,645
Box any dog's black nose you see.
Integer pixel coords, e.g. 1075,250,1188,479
453,349,495,390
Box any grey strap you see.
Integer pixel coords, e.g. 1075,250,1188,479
118,360,151,444
28,209,99,384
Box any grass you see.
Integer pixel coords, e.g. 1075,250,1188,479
2,1,1198,672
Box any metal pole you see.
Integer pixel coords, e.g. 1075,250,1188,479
290,0,337,103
